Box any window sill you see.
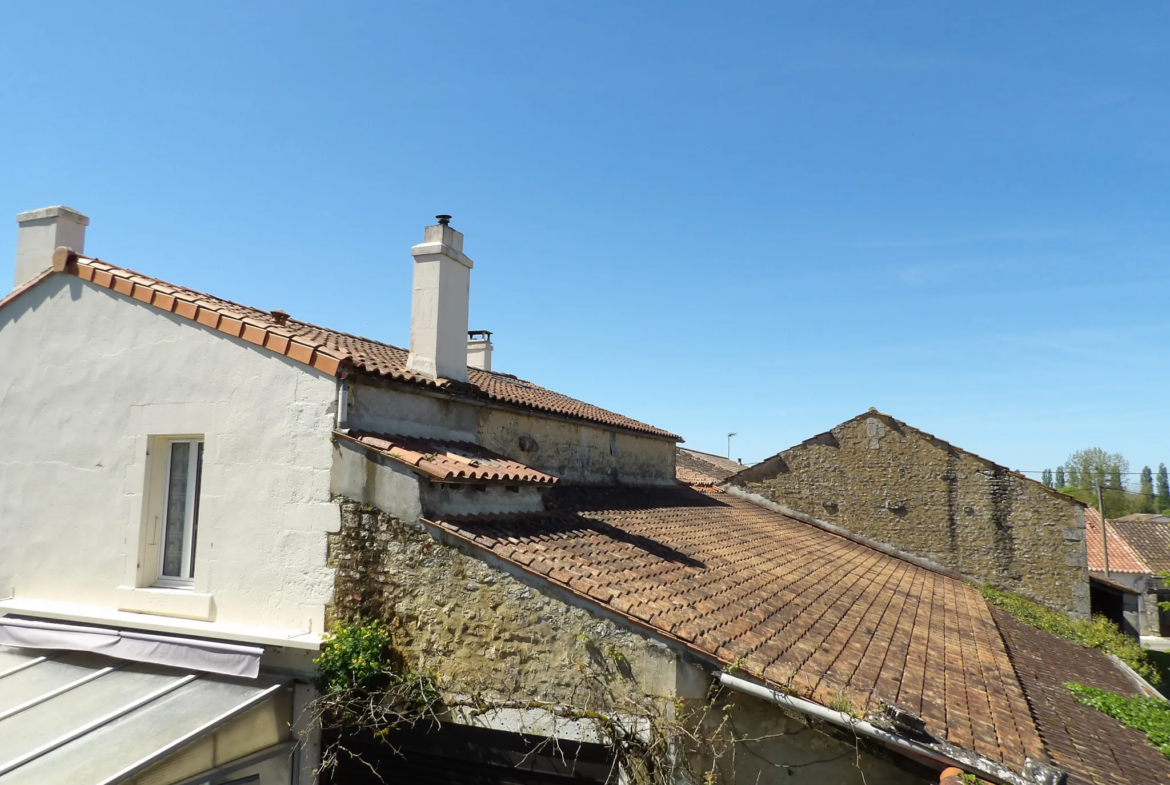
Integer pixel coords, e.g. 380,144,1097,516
115,586,215,621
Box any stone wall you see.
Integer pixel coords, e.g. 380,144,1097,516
325,499,928,784
732,413,1090,617
346,381,677,486
327,499,675,709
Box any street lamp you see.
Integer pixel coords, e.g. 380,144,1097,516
727,432,737,460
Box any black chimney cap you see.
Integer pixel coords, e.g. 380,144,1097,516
436,214,452,226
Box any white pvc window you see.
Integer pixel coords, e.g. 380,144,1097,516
156,439,204,589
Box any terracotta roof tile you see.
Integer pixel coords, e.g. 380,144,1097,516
993,608,1170,785
1085,507,1151,574
337,430,558,485
13,256,677,440
1107,518,1170,575
427,486,1045,772
675,448,746,486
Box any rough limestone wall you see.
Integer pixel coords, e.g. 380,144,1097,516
735,415,1089,617
326,500,676,708
476,407,677,486
346,381,677,485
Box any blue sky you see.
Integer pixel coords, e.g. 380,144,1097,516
3,2,1168,477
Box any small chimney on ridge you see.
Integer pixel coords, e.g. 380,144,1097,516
14,206,88,290
467,330,493,371
406,215,474,383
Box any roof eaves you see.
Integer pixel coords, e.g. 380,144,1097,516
0,267,56,312
32,250,674,439
335,429,559,485
63,253,352,376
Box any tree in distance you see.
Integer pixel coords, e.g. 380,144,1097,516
1157,464,1170,515
1140,466,1155,514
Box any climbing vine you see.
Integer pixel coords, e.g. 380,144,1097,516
300,620,885,783
1066,682,1170,760
981,584,1158,684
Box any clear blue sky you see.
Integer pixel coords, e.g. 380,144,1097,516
3,2,1168,477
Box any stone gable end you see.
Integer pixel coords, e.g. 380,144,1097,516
733,414,1090,617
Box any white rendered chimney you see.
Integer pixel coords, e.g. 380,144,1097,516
406,215,474,383
14,206,89,290
467,330,493,371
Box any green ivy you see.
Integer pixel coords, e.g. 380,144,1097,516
1066,682,1170,759
980,585,1159,686
314,619,395,693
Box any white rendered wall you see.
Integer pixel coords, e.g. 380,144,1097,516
0,275,340,633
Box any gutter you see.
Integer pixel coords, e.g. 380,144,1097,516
718,672,1065,785
1108,653,1167,702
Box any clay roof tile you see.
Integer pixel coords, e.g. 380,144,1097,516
20,257,678,440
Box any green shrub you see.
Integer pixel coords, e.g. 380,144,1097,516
314,619,443,715
314,619,395,693
1147,650,1170,689
1066,682,1170,759
981,585,1159,685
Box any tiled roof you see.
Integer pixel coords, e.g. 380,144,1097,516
675,448,745,486
1108,518,1170,574
1085,508,1151,575
336,430,558,485
34,253,677,440
993,608,1170,785
428,485,1047,773
1114,514,1170,523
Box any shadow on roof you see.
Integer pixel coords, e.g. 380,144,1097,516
446,508,707,570
549,484,732,514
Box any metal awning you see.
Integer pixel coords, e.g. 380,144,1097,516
0,617,263,678
0,646,288,785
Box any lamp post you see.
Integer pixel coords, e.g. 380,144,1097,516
727,432,737,460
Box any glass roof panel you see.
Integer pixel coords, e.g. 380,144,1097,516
0,654,108,715
0,649,42,676
0,663,184,770
0,675,284,785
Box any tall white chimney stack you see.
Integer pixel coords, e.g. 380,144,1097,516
406,215,473,383
14,206,88,290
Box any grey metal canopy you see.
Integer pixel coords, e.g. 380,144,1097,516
0,646,288,785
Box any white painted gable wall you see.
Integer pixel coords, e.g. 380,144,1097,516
0,275,340,633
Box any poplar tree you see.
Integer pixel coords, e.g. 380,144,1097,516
1056,466,1066,487
1158,464,1170,513
1042,468,1052,488
1140,466,1155,514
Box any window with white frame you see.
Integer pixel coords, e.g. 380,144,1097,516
155,438,204,589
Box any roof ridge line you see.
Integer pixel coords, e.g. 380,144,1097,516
13,250,678,439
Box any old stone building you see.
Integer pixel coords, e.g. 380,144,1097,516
674,447,746,486
1086,508,1170,638
729,409,1091,617
2,207,1165,785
